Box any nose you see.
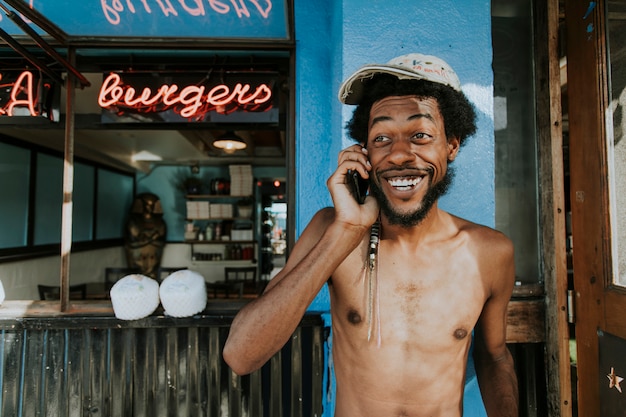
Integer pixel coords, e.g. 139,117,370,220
387,138,415,165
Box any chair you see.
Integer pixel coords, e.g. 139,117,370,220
38,284,87,301
104,267,140,288
157,266,188,282
224,266,258,294
205,266,256,299
224,266,257,283
206,281,244,299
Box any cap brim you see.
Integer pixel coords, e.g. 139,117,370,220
338,63,461,105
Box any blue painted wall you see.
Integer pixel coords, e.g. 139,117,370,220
295,0,494,308
293,1,493,415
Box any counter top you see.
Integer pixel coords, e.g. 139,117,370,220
0,300,325,330
0,299,249,320
0,293,541,344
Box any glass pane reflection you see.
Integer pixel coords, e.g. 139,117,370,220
493,0,540,284
607,0,626,287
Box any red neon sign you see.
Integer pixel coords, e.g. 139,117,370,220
98,73,274,121
0,71,40,117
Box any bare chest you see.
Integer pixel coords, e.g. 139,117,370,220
331,243,488,347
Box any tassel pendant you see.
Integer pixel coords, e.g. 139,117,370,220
366,221,381,345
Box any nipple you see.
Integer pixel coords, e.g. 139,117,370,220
348,310,362,324
454,328,468,340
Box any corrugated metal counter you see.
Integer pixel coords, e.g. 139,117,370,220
0,301,328,417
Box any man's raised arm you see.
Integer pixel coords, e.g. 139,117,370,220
223,208,365,375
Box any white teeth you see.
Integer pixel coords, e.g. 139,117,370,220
388,177,421,190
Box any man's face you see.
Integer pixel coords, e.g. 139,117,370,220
365,95,460,226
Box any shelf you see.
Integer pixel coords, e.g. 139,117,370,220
186,217,253,221
185,240,256,244
186,194,252,199
191,260,257,265
186,195,254,221
185,193,257,264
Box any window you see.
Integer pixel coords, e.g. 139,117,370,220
73,163,96,242
0,138,134,257
491,6,552,412
34,153,63,245
0,141,30,249
607,0,626,287
96,169,134,240
492,0,541,284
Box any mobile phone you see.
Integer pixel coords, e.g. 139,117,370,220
348,170,369,204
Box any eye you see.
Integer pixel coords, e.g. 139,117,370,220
411,132,433,142
372,135,390,143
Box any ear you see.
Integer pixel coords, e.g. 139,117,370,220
447,136,460,162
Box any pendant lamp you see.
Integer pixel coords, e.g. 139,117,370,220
213,131,247,154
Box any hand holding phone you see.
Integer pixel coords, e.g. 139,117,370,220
348,170,369,204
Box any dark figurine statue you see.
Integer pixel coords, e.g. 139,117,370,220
124,193,166,279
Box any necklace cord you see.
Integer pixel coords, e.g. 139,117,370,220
366,219,381,345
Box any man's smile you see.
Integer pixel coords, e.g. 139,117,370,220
387,175,425,191
379,168,431,195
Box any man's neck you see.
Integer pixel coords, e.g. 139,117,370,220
380,205,447,245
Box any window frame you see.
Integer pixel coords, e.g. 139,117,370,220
0,135,135,263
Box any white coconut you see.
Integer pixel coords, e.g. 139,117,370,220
110,274,160,320
159,270,207,318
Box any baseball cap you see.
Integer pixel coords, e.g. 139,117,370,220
338,53,461,105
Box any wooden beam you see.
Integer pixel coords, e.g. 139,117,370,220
535,0,573,415
60,48,76,312
506,299,545,344
565,0,611,414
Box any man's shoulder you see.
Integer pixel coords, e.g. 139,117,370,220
316,206,336,220
448,214,515,293
298,207,337,241
448,213,514,251
307,206,336,229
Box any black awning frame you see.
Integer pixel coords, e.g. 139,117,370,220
0,0,90,87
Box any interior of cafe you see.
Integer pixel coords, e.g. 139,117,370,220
0,52,292,302
0,3,321,415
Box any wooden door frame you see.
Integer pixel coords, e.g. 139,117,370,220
564,0,626,415
535,1,573,415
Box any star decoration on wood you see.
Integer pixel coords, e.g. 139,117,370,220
607,367,624,393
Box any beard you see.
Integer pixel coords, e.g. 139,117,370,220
369,166,455,227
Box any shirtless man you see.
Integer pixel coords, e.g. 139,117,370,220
224,53,518,417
